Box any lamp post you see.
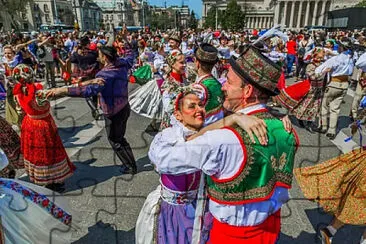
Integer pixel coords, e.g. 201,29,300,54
53,0,59,24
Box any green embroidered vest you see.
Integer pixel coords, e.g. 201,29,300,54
206,112,297,204
200,77,224,116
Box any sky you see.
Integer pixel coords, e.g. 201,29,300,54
146,0,203,18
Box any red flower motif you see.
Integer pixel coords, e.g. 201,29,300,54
13,68,20,74
42,199,50,207
57,210,63,218
23,67,30,73
22,189,30,196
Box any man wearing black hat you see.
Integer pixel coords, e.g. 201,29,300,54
193,43,224,125
315,37,354,139
149,45,297,243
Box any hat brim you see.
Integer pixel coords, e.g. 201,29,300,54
229,56,279,96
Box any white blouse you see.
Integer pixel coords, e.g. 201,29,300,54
149,104,289,226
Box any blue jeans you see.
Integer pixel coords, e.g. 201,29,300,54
286,54,296,74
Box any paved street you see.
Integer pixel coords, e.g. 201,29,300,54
1,79,364,244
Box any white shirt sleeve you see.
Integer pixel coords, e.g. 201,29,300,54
148,128,243,177
356,52,366,72
315,55,336,75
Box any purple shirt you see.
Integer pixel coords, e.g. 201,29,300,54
68,47,135,117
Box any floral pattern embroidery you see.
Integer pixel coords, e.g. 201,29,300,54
0,179,72,225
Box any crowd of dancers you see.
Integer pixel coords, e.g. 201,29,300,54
0,25,365,243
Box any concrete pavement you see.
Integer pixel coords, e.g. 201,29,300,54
1,79,364,244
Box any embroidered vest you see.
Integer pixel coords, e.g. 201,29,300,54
206,112,297,204
200,76,224,116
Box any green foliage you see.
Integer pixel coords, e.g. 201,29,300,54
356,0,366,7
1,0,33,13
221,0,245,31
147,8,176,30
203,0,246,30
204,6,219,29
188,10,198,29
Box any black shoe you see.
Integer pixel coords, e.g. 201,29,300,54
120,164,137,175
298,120,306,128
305,125,316,134
313,127,327,134
326,133,336,140
45,183,65,193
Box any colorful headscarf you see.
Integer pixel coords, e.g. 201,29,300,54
311,47,324,64
166,50,184,67
11,64,34,85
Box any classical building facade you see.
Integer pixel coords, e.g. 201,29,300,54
94,0,135,31
73,0,103,31
202,0,360,29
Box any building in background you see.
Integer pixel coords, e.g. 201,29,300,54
93,0,135,31
73,0,102,31
202,0,359,29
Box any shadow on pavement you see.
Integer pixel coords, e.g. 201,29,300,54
72,221,135,244
63,159,124,193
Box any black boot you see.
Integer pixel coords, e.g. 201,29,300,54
115,146,137,175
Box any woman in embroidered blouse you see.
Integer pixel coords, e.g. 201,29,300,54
291,47,326,132
135,89,269,244
160,49,190,130
12,64,75,192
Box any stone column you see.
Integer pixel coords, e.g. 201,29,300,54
297,1,304,29
281,1,288,27
304,1,310,27
319,1,326,26
259,17,263,29
289,1,296,28
274,1,281,25
312,1,319,26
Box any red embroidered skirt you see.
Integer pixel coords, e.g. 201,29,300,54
21,114,75,185
208,209,281,244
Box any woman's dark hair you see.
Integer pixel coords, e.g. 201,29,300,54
100,46,117,62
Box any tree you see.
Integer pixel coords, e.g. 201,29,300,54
0,0,33,30
221,0,245,31
356,0,366,7
204,6,219,29
188,10,198,29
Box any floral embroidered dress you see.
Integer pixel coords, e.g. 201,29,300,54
291,63,326,121
0,116,24,178
135,116,211,244
0,178,74,244
294,109,366,225
12,65,75,185
160,72,189,130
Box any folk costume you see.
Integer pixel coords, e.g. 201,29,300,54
136,88,212,244
194,44,225,126
315,39,354,138
160,50,190,130
12,64,75,186
294,108,366,226
0,117,23,178
68,46,137,174
274,48,326,128
0,152,75,244
129,48,165,121
149,46,299,243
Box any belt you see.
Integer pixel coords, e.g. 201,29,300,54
331,75,349,82
27,112,49,119
160,183,197,205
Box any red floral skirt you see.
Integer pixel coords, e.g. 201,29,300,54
21,114,75,185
